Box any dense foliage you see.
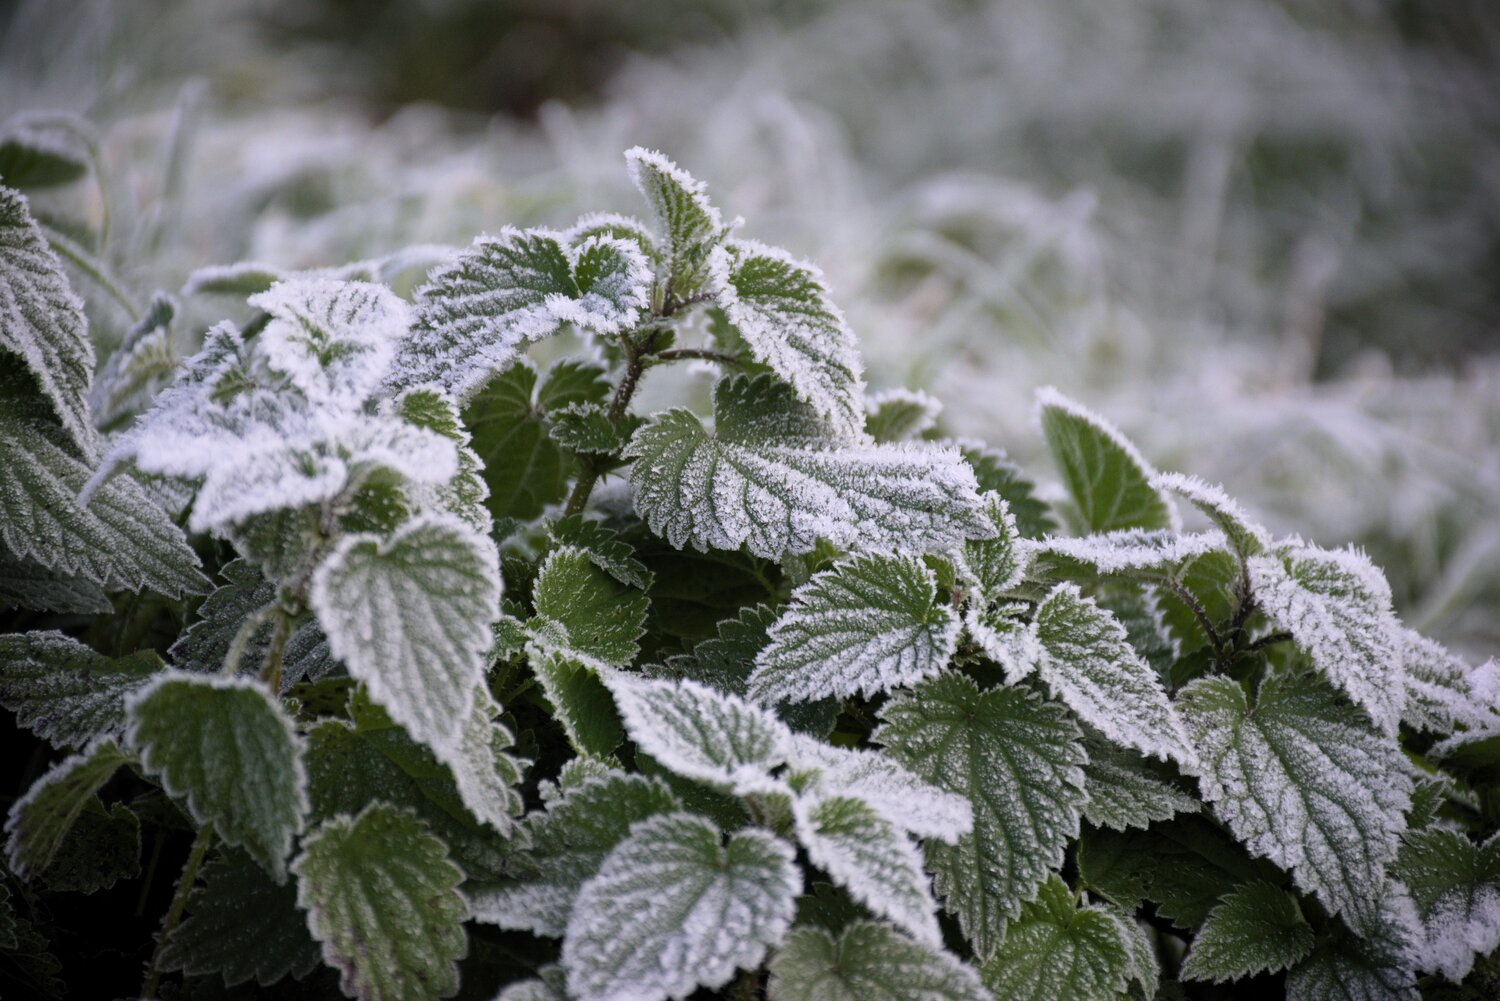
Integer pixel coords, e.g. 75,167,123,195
2,142,1498,1001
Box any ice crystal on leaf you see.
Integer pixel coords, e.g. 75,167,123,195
4,736,130,882
624,146,728,297
0,631,161,749
864,388,943,444
1153,472,1272,558
1179,881,1315,982
978,874,1139,1001
1392,829,1500,981
782,735,972,844
767,920,988,1001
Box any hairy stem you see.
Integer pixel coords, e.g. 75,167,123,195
141,822,214,999
1159,578,1224,656
259,611,293,694
1247,630,1294,652
222,603,277,677
563,327,664,516
650,348,744,368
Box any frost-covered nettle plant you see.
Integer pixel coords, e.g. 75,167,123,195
2,147,1498,1001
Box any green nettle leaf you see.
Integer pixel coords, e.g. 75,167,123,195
1400,627,1500,734
1032,583,1195,766
1179,881,1315,982
1079,738,1198,832
0,185,95,453
0,388,207,597
310,513,500,754
1285,900,1418,1001
1028,528,1226,582
626,374,988,559
294,803,467,1001
876,673,1087,958
126,673,308,881
4,737,130,881
389,227,649,400
750,552,959,703
548,401,635,455
708,239,865,439
548,514,654,590
1177,674,1411,923
978,874,1135,1001
529,544,649,667
528,650,625,756
1248,543,1405,734
91,291,178,428
606,674,790,792
0,555,110,614
767,920,988,1001
625,146,726,296
35,798,140,893
561,811,801,1001
394,386,491,533
1392,828,1500,981
0,115,90,189
864,388,943,444
469,766,682,937
959,442,1056,539
961,492,1027,600
1035,386,1174,534
0,631,162,748
791,794,941,946
1151,548,1239,656
158,848,322,988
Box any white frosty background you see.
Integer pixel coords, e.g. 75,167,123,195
4,0,1497,652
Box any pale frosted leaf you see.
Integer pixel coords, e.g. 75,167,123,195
526,648,624,757
1399,627,1499,734
1153,472,1271,558
126,672,307,881
431,686,526,836
250,278,407,408
90,292,177,426
1249,543,1404,733
1080,738,1198,832
865,388,942,444
1285,899,1418,1001
562,811,800,1001
792,794,941,946
394,387,491,532
310,514,499,754
1392,829,1500,981
1034,386,1174,534
876,673,1087,958
1180,881,1314,982
294,804,466,1001
469,770,680,938
4,737,129,880
960,493,1027,600
626,375,988,559
978,874,1134,1001
0,186,94,454
624,146,726,295
751,553,958,704
963,602,1040,683
565,211,657,262
604,674,790,792
783,735,972,844
1028,528,1226,580
0,631,161,748
767,920,988,1001
709,239,864,439
1178,674,1412,924
1033,583,1195,766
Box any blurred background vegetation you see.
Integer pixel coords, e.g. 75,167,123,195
1,0,1497,655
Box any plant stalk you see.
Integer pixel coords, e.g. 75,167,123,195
141,821,214,999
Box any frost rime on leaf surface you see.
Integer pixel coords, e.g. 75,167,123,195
0,631,161,748
1153,472,1271,557
766,920,989,1001
1178,674,1412,924
431,686,526,836
626,375,988,559
250,278,408,409
1178,881,1314,982
624,146,726,296
1392,828,1500,981
750,552,959,703
864,388,942,443
1248,543,1405,734
978,874,1136,1001
310,514,500,755
1398,626,1499,734
561,811,800,1001
4,737,130,881
783,735,972,844
960,493,1027,600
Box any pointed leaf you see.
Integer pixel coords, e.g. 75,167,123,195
430,685,526,836
784,735,972,844
562,811,800,1001
1154,472,1271,558
961,493,1027,600
294,804,466,1001
1400,628,1499,734
548,514,653,590
91,291,177,427
0,115,90,189
0,631,162,748
1393,829,1500,981
751,553,959,703
127,673,307,880
529,545,648,667
625,147,725,296
959,442,1056,539
876,673,1087,958
1080,738,1198,832
528,649,624,757
978,875,1134,1001
865,388,942,444
310,514,499,754
4,737,129,880
1180,881,1314,982
1035,387,1173,534
768,920,987,1001
626,375,987,559
1178,674,1411,923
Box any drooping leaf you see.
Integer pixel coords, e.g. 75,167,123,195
1392,828,1500,981
4,737,130,881
767,920,988,1001
158,848,322,988
469,767,681,937
294,804,467,1001
1178,674,1411,924
1248,543,1405,734
626,374,988,559
35,798,139,893
1079,738,1198,832
605,674,789,792
1032,583,1195,766
429,685,527,837
562,811,800,1001
0,185,94,453
0,555,110,614
547,514,653,590
1180,881,1315,982
310,514,500,754
0,631,162,748
527,649,624,757
625,146,725,297
1028,529,1226,582
978,874,1135,1001
126,673,308,881
529,545,648,667
876,673,1087,958
864,389,942,443
1035,386,1174,534
709,239,865,439
390,227,648,400
750,552,959,703
0,115,90,189
791,794,941,946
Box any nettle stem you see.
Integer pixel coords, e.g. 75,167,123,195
563,325,668,517
141,821,214,999
259,611,293,693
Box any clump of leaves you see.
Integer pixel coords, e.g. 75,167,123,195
1,143,1497,1001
